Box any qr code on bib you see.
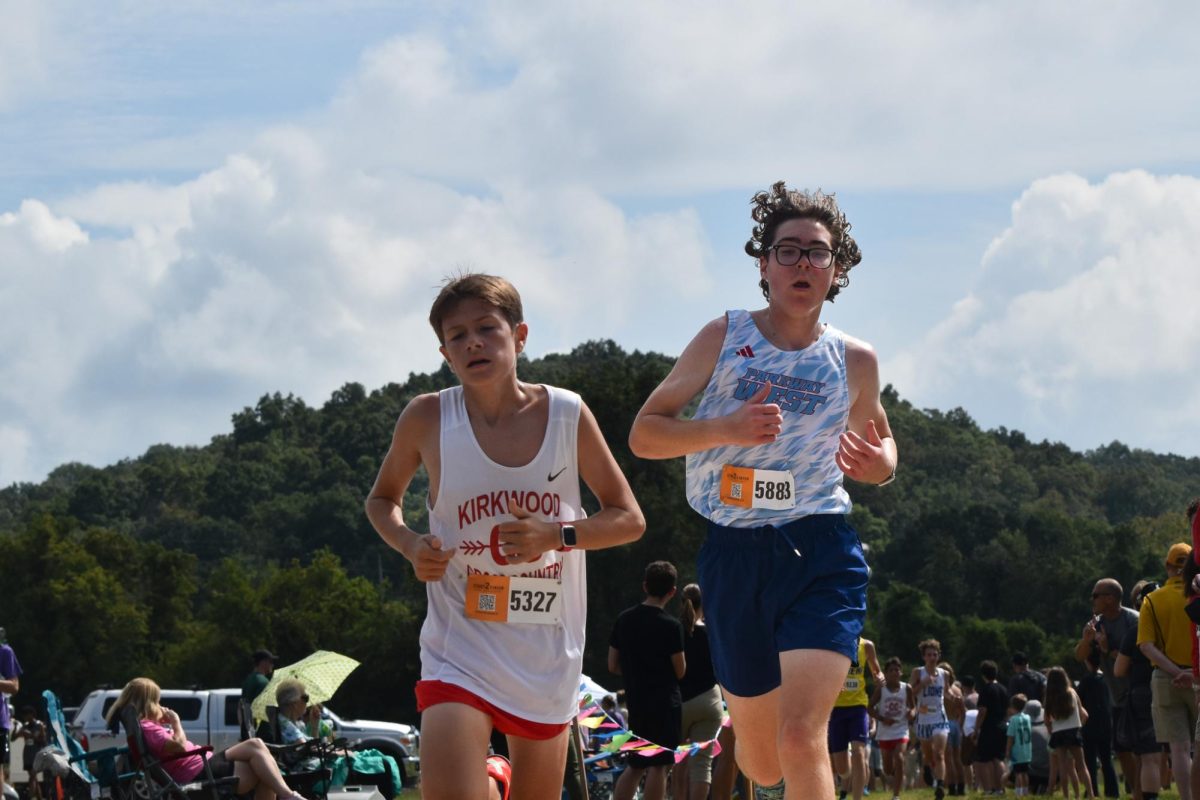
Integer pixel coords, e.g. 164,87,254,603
730,483,743,500
476,593,497,613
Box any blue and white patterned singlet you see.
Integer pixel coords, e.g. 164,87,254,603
685,310,851,528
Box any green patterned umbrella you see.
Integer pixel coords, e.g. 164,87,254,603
251,649,361,723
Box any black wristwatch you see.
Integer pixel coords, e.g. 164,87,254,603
559,523,577,551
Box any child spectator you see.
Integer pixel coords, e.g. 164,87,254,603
1005,693,1033,797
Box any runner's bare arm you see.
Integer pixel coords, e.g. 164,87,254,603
672,652,687,680
837,337,897,485
865,639,883,685
497,400,645,562
364,394,455,581
630,316,783,459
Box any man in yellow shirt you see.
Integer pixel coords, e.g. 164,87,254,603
1137,542,1196,800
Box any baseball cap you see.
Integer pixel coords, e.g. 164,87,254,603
1024,699,1044,724
251,648,278,663
1165,542,1192,568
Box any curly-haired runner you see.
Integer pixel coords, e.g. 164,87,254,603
630,181,897,800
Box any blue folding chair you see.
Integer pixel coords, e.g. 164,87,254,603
41,690,132,800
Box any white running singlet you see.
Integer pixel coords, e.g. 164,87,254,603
876,684,910,742
915,666,949,740
420,385,587,724
685,310,851,527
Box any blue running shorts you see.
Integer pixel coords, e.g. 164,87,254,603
697,514,868,698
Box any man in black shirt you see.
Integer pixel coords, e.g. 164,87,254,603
972,660,1009,795
609,561,686,800
1007,651,1046,704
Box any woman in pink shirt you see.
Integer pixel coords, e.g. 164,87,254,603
106,678,303,800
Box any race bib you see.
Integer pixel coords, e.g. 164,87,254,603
719,465,796,510
464,575,562,625
843,677,861,692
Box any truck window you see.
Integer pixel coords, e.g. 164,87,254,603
224,696,240,727
160,698,204,722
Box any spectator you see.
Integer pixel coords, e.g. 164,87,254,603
1005,693,1032,798
609,561,685,800
971,660,1009,795
1044,665,1095,799
1137,542,1196,800
909,639,951,800
11,706,47,799
241,649,277,704
1116,579,1162,800
1008,652,1047,704
106,677,303,800
1025,700,1051,795
600,695,626,731
0,628,21,800
1078,650,1118,798
830,637,882,800
672,583,724,800
1074,577,1139,796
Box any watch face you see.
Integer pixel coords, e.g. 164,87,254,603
562,524,577,547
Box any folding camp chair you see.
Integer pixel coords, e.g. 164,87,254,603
38,690,131,800
261,708,334,800
117,707,238,800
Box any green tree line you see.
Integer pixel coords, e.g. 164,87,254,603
1,340,1197,723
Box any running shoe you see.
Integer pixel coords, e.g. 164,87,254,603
486,753,512,800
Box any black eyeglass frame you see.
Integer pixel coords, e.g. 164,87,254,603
767,244,837,270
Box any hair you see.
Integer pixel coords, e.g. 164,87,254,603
918,639,941,657
979,660,998,681
961,675,976,689
938,661,957,686
427,273,524,345
1010,693,1027,712
1093,578,1123,601
275,677,307,708
744,181,863,302
1043,666,1076,721
600,695,617,711
644,560,678,598
884,656,903,672
104,677,163,727
679,583,702,636
1131,579,1159,610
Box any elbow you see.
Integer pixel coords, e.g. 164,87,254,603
628,425,653,460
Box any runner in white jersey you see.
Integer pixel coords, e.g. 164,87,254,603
869,657,914,800
631,182,898,800
366,274,644,800
909,639,951,800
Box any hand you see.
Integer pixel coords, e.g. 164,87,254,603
836,419,892,483
406,534,455,582
1174,671,1195,689
497,497,556,563
721,383,783,447
1081,618,1096,641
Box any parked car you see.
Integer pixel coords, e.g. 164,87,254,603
72,687,420,786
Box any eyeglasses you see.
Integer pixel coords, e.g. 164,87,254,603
768,244,835,270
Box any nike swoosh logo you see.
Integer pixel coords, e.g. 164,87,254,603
547,467,567,481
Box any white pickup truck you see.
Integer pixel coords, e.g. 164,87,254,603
71,687,420,787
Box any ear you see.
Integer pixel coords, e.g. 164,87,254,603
514,321,529,353
438,345,455,373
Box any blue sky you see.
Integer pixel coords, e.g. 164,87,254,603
3,1,1199,485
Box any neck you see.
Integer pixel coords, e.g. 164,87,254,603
643,596,670,609
462,377,530,424
756,304,824,350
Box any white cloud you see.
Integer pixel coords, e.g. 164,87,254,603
889,170,1200,454
0,125,717,484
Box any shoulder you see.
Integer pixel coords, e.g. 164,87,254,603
400,391,442,426
841,333,879,369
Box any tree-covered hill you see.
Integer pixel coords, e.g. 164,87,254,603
1,340,1197,722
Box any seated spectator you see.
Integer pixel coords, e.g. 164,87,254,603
106,677,304,800
274,679,401,799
